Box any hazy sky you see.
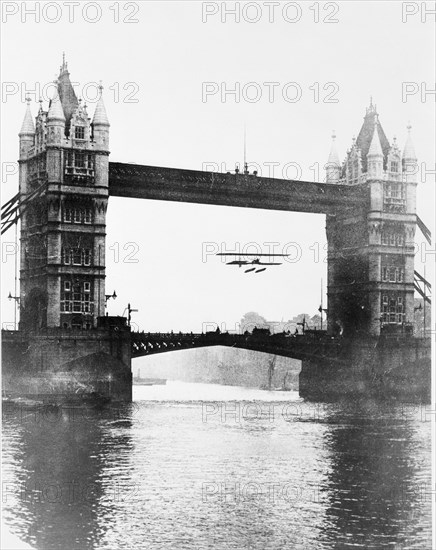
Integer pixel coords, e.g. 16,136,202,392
1,1,435,332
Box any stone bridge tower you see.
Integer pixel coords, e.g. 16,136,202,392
326,100,417,337
18,58,110,331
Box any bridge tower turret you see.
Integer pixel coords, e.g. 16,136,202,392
326,101,417,337
326,131,340,184
18,99,36,318
367,119,383,179
18,98,36,212
18,58,110,331
19,98,35,159
92,85,110,151
402,124,417,184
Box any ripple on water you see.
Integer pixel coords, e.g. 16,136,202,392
2,382,432,550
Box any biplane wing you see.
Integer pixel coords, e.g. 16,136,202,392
217,251,288,273
216,253,289,257
226,260,250,266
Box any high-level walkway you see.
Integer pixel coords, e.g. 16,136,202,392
108,162,366,214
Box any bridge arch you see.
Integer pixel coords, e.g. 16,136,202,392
132,342,302,391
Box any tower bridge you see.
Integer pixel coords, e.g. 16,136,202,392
1,60,431,402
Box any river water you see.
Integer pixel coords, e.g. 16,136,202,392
2,382,432,549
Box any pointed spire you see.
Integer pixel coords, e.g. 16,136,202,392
356,101,389,173
57,55,78,135
403,122,417,160
19,97,35,135
47,92,66,122
366,96,376,115
92,84,110,126
326,131,341,183
368,118,383,157
328,131,340,165
60,51,68,75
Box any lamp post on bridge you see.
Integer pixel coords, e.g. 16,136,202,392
318,278,325,330
8,292,20,330
105,290,117,307
126,303,138,327
318,306,328,331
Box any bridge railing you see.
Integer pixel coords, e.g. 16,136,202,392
129,330,345,361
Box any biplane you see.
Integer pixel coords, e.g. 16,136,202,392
216,252,289,274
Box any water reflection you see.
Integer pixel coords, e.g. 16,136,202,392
2,388,431,550
2,405,135,550
320,399,431,548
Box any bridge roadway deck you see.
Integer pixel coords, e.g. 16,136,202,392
109,162,367,215
131,331,346,364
